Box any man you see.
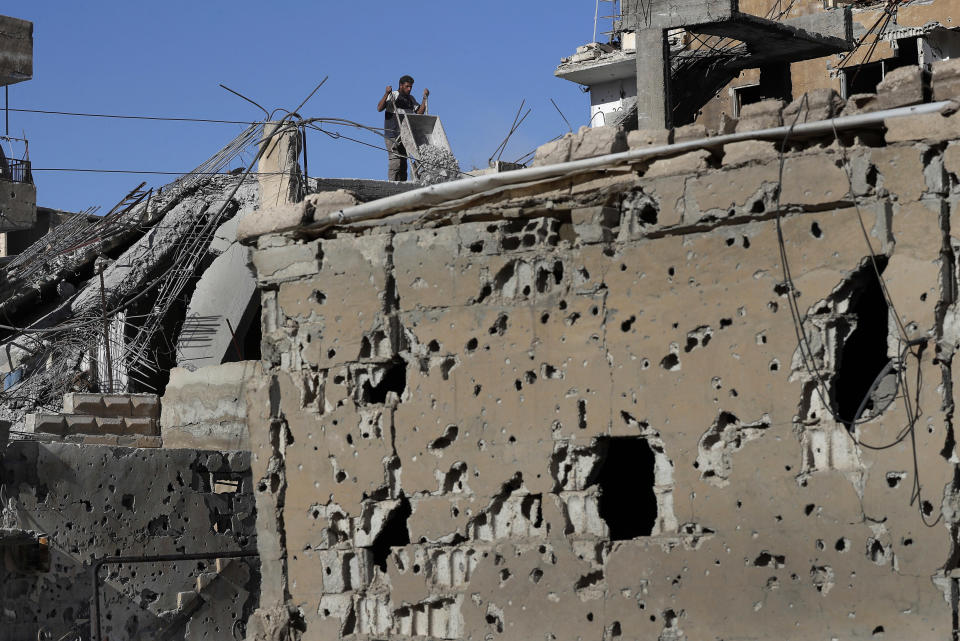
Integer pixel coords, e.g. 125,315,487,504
377,75,429,181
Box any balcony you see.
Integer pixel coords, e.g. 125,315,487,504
1,157,32,184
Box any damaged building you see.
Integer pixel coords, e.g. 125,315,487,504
9,1,960,640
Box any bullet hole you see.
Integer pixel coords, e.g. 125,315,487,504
566,312,581,326
719,318,733,328
311,290,326,304
902,538,913,546
833,256,892,425
476,283,493,303
742,236,751,248
593,437,658,539
730,389,738,397
872,626,884,636
726,237,735,246
522,285,531,296
751,199,766,213
489,313,509,336
586,612,594,622
466,337,478,352
121,494,135,510
327,348,337,359
835,538,849,552
609,621,622,637
660,353,680,371
668,266,676,277
542,364,561,379
922,500,934,516
816,539,825,551
499,568,511,583
360,359,407,404
515,379,523,391
530,568,543,583
429,425,459,450
868,539,887,563
756,333,767,345
752,552,786,568
590,305,600,316
469,241,484,253
886,472,905,488
685,326,712,352
370,495,412,572
425,339,440,353
485,610,504,633
638,203,658,225
769,359,780,372
473,384,482,396
620,263,628,271
335,471,347,483
768,301,778,313
621,315,636,332
578,400,587,429
541,312,550,324
920,292,927,301
811,222,823,238
334,374,345,385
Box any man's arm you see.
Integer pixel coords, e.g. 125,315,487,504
416,88,430,115
377,85,393,113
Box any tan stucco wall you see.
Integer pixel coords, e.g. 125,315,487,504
241,87,960,640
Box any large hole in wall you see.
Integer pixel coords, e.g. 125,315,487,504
592,437,657,540
370,495,412,572
361,359,407,405
832,257,892,425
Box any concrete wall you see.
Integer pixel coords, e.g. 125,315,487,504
0,179,36,233
239,68,960,640
0,443,258,640
0,15,32,86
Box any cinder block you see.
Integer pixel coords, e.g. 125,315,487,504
61,392,104,415
129,394,160,419
532,133,573,166
627,128,672,149
841,93,880,116
644,149,712,178
885,110,960,143
122,417,159,436
673,123,708,143
722,140,779,166
735,99,785,132
933,58,960,102
876,65,926,110
23,413,67,435
93,417,125,435
196,571,218,593
100,395,133,418
569,125,627,160
63,415,99,434
783,89,844,123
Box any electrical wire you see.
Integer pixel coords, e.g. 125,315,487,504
7,107,256,125
773,93,940,527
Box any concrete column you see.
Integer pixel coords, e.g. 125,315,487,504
257,121,302,207
635,28,672,130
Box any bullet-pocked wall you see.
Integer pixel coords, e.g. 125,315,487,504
0,443,259,640
241,88,960,639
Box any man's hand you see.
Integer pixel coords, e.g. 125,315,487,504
422,88,430,99
385,85,393,96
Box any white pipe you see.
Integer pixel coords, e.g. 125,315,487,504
309,100,955,233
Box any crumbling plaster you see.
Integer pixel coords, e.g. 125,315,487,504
238,90,960,639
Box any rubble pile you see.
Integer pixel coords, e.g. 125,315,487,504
415,144,461,185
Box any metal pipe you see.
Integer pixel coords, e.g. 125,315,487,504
307,100,957,234
5,86,8,136
92,550,258,641
98,273,113,393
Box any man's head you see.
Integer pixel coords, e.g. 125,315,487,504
398,75,414,96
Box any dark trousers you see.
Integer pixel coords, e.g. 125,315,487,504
386,136,407,182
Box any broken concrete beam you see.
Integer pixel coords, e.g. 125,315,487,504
783,89,844,123
160,361,260,451
876,65,926,110
885,109,960,143
735,99,785,132
237,190,360,243
840,93,880,116
932,58,960,102
570,125,628,160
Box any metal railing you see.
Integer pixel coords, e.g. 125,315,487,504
1,158,32,184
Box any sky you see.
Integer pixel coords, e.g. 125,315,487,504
8,2,603,213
